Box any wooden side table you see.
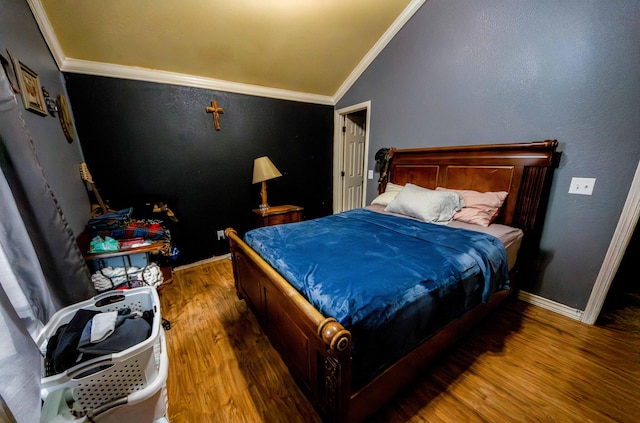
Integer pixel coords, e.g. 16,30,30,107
253,205,303,227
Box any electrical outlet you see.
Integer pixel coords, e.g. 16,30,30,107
568,177,596,195
217,230,225,240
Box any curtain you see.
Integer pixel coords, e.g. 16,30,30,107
0,58,96,423
0,255,42,423
0,169,53,336
0,69,94,316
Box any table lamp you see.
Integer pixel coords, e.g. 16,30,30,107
252,156,282,210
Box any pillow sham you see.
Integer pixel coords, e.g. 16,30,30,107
436,187,508,226
385,183,464,224
370,182,404,206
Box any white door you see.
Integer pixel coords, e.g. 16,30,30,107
342,113,366,211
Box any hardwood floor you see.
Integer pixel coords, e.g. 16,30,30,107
598,292,640,333
158,258,640,422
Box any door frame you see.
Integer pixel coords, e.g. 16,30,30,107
333,101,371,213
582,159,640,324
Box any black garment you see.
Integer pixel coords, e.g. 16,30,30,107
46,307,153,376
77,313,151,355
51,309,100,374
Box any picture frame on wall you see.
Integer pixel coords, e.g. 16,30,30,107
13,59,47,116
0,51,21,94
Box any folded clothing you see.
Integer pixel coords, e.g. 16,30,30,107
89,311,118,343
87,208,133,231
89,236,119,253
77,312,150,355
91,220,167,241
45,307,153,376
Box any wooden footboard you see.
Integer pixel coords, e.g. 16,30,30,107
226,228,352,422
346,287,511,422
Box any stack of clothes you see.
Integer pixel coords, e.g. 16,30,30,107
85,207,178,292
87,207,172,255
44,307,154,376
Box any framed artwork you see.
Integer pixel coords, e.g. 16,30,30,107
14,59,47,116
57,94,74,143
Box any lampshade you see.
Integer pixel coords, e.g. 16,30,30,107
252,156,282,184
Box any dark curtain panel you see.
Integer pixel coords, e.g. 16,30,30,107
0,71,94,315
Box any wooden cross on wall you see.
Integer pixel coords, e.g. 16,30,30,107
206,100,225,131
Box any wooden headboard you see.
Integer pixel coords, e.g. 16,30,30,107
381,140,560,261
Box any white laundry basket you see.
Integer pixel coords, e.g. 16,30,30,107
40,329,169,422
37,287,167,421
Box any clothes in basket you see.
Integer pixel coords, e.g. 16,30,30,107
45,307,153,376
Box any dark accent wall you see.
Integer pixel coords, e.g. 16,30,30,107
65,74,334,265
337,0,640,311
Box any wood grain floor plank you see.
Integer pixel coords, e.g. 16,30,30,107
159,259,640,422
160,258,320,423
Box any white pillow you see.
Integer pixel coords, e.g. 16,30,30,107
385,183,464,224
371,182,404,207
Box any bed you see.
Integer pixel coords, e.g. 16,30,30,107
225,140,559,422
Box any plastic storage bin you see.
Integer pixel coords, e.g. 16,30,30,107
37,287,167,421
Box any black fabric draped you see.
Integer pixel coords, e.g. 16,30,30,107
0,71,94,320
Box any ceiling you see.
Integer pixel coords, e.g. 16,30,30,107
31,0,425,104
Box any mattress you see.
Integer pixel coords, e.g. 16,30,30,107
367,204,524,270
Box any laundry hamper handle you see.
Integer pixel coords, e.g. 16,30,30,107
86,397,129,421
94,292,126,307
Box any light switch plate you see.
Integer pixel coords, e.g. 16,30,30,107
368,170,374,180
568,177,596,195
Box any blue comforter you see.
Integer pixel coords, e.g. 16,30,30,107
244,208,509,388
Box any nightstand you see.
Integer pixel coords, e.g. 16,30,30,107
253,205,303,227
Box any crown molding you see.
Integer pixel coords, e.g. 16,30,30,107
331,0,427,104
27,0,65,68
60,59,334,105
27,1,334,105
28,0,425,106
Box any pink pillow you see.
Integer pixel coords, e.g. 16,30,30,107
436,187,508,226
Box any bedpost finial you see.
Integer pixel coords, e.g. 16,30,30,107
318,318,351,353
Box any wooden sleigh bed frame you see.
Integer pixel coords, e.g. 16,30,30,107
226,140,559,422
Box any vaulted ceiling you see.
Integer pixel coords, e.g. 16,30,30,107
31,0,425,104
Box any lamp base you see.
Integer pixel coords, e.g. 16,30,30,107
259,181,270,211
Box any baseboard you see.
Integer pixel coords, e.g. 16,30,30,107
174,254,231,271
518,291,584,321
